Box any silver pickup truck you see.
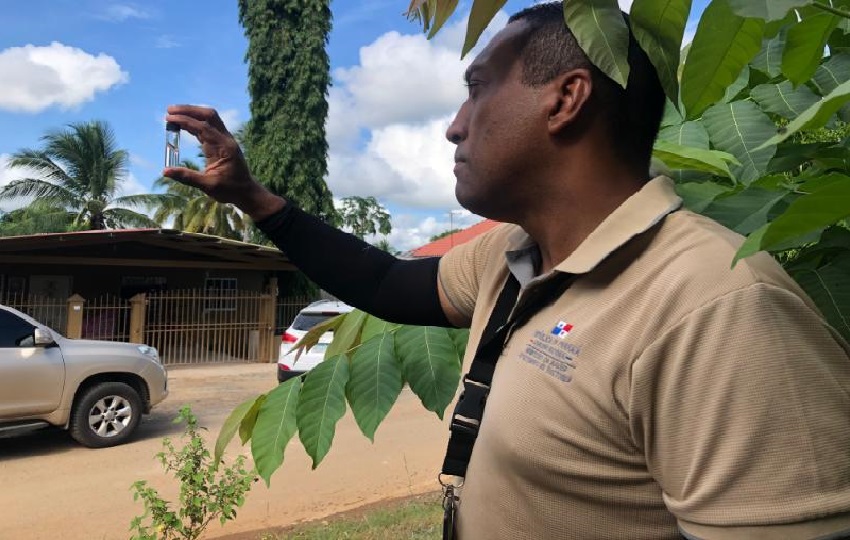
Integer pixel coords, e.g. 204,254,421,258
0,304,168,447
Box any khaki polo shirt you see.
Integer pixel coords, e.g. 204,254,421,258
438,177,850,540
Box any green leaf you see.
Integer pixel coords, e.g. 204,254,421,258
675,181,733,213
756,78,850,148
290,313,345,363
813,53,850,96
751,81,821,119
702,186,790,234
732,222,769,265
782,11,841,85
652,139,739,178
630,0,693,102
727,0,811,21
427,0,459,39
325,309,368,358
563,0,631,88
239,394,267,445
722,65,751,103
297,354,350,469
447,328,470,360
660,99,684,128
346,332,404,441
215,396,260,463
702,100,778,184
395,326,463,419
658,120,710,148
681,0,765,119
751,29,787,77
251,377,301,485
761,176,850,251
360,315,401,345
462,0,508,58
767,142,832,173
791,254,850,342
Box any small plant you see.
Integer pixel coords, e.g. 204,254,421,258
130,406,256,540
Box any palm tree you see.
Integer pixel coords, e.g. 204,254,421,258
0,201,76,236
0,121,157,230
145,160,249,241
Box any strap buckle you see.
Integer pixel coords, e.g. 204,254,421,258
449,376,491,437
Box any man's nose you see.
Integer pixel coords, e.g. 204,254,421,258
445,106,467,145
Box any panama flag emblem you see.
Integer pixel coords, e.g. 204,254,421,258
551,321,573,338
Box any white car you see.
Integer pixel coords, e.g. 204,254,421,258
277,300,354,382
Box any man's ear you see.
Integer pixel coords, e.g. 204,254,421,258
545,68,593,136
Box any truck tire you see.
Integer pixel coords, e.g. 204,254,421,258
69,382,142,448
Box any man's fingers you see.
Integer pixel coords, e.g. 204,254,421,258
165,114,230,145
163,167,211,192
166,105,228,131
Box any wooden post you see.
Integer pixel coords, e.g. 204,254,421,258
258,285,276,363
66,294,85,339
129,293,147,344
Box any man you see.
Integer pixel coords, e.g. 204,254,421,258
164,3,850,539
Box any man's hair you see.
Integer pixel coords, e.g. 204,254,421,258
508,2,665,170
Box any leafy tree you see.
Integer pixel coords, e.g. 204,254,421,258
430,228,462,242
221,0,850,481
373,237,400,255
238,0,337,224
0,121,157,231
338,196,392,239
0,201,75,236
142,160,248,240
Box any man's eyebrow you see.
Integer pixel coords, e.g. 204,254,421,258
463,65,481,83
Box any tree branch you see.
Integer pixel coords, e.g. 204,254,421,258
812,2,850,19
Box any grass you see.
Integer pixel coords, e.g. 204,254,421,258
257,492,442,540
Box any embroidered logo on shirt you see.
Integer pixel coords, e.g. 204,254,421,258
550,321,573,338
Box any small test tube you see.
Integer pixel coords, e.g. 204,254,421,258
165,122,180,167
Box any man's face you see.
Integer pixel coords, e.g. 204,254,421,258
446,20,545,219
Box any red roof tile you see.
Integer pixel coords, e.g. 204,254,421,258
409,219,501,257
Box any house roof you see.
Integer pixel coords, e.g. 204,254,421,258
0,228,295,271
408,219,501,258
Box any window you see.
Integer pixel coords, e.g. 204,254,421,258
0,310,36,348
204,278,238,312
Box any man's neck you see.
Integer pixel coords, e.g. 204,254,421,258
519,169,646,276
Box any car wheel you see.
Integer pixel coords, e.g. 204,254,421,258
69,382,142,448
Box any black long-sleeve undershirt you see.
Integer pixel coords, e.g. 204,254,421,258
255,203,452,327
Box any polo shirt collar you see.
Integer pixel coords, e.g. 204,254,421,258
505,176,682,279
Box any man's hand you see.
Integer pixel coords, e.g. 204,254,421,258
163,105,285,221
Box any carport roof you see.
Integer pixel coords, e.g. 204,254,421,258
0,228,295,271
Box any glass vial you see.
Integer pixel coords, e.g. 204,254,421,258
165,122,180,167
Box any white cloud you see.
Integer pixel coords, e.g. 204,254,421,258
155,35,180,49
119,172,149,197
0,42,128,113
374,210,482,252
326,12,509,212
97,4,149,22
0,153,37,212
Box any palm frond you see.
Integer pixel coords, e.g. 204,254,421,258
102,208,158,229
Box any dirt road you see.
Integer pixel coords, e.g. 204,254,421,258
0,363,450,540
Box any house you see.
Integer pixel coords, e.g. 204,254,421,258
407,219,501,258
0,229,304,364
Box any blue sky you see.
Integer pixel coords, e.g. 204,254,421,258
0,0,708,250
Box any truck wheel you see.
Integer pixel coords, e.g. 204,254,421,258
69,382,142,448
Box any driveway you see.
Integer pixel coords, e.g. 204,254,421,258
0,363,449,540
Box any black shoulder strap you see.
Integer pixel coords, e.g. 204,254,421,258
441,271,573,478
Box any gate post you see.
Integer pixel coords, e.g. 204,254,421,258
129,293,147,344
66,294,85,339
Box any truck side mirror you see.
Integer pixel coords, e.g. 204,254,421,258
34,328,55,347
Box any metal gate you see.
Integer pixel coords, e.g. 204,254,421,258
144,289,274,365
